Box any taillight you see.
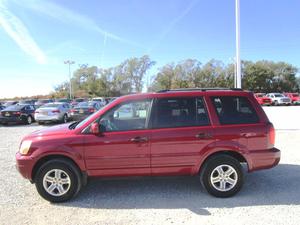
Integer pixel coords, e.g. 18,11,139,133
52,109,60,113
13,111,21,116
89,108,95,113
70,109,75,113
268,123,275,147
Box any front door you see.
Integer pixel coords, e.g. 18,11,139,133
84,99,152,177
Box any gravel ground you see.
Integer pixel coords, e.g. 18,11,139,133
0,106,300,225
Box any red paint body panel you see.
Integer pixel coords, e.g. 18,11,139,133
16,90,280,182
254,93,272,106
284,93,300,104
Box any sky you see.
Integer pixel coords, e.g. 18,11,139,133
0,0,300,98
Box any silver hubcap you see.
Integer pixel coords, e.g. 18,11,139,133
210,164,238,192
43,169,71,196
27,116,32,124
64,115,67,123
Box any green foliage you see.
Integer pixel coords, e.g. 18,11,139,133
54,56,299,98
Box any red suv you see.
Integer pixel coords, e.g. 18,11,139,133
16,88,280,202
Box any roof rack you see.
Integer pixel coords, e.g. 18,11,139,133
157,88,243,93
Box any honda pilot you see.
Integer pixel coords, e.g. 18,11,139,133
16,88,280,202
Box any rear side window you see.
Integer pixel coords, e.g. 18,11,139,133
152,97,210,129
211,96,259,125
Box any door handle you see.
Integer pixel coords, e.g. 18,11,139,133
130,136,148,143
195,133,212,139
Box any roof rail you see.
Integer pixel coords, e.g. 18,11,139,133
157,87,243,93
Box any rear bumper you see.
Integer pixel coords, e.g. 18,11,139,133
71,114,89,121
15,152,35,181
35,114,61,122
0,116,22,123
248,147,281,172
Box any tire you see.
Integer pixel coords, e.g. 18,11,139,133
62,114,68,123
274,101,278,106
200,154,243,198
26,116,33,125
35,159,82,202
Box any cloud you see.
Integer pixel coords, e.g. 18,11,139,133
22,0,143,48
148,0,200,53
0,1,47,64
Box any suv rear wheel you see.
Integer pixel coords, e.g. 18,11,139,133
200,154,243,198
35,159,82,202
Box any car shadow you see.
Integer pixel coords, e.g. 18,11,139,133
59,164,300,215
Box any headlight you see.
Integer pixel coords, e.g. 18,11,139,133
19,140,32,155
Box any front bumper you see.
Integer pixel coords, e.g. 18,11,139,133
15,152,35,181
247,147,281,172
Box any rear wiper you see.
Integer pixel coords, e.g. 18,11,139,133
69,121,80,130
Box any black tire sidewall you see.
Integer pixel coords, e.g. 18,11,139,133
26,116,32,124
35,160,81,202
201,155,244,198
63,114,68,123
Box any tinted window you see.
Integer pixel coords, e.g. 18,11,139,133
100,99,151,132
152,97,209,129
274,94,284,97
42,104,61,108
211,96,259,125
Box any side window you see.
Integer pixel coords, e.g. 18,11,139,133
196,98,210,126
211,96,259,125
100,99,151,132
152,97,209,129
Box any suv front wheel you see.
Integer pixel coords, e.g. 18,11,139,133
35,159,82,202
200,154,244,198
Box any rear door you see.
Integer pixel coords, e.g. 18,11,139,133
149,97,215,175
209,96,267,152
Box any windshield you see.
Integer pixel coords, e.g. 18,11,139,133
37,100,50,103
41,103,61,108
72,101,113,129
58,99,69,102
75,99,85,102
274,94,284,97
4,105,24,110
76,102,88,107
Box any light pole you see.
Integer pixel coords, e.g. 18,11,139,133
235,0,241,88
64,60,75,99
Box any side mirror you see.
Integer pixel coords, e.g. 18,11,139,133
90,122,100,135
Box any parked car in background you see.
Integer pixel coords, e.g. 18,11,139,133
92,97,106,107
0,105,5,111
57,98,71,103
0,104,35,125
35,102,71,124
16,88,280,202
19,99,36,105
284,93,300,105
35,99,54,108
3,100,18,108
70,101,101,121
71,98,86,107
254,93,272,106
266,93,291,106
